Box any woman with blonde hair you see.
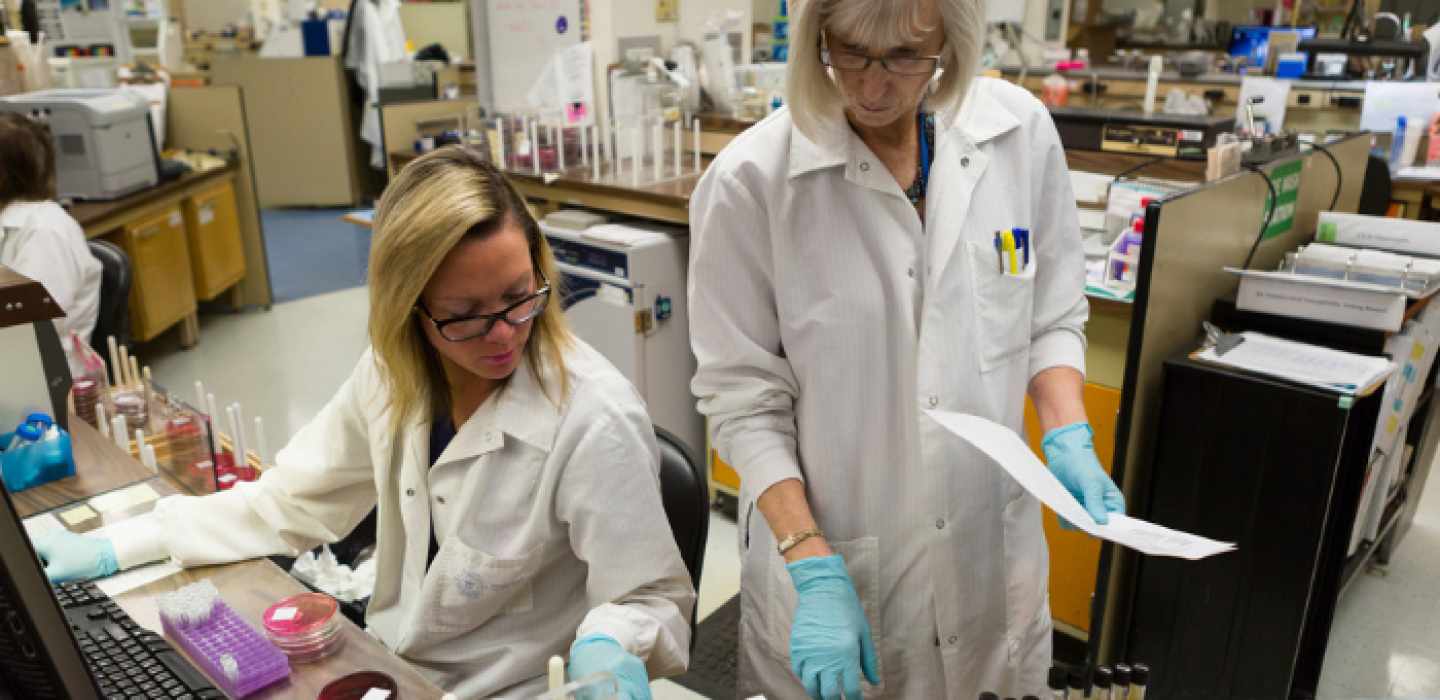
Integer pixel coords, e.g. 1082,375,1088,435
689,0,1123,697
38,148,693,699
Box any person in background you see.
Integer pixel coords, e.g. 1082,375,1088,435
36,148,693,699
688,0,1124,697
0,111,102,380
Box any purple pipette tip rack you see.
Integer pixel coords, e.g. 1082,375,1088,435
157,580,290,698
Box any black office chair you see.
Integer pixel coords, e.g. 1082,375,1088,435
86,240,133,349
1358,154,1393,217
654,426,709,649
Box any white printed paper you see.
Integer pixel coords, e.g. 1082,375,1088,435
22,513,65,539
1106,181,1165,220
95,560,183,598
271,607,298,621
89,483,160,514
924,411,1237,560
1197,331,1395,394
1361,82,1440,133
361,690,393,700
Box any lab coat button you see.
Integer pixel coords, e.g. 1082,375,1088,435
859,162,870,171
928,395,939,407
961,157,970,167
907,268,915,278
949,636,958,645
406,488,415,496
935,519,945,529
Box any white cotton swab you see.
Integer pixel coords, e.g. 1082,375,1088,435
111,415,127,452
693,118,702,173
652,122,662,180
548,656,564,691
673,120,681,175
194,381,205,414
253,416,268,469
107,336,120,389
95,403,108,438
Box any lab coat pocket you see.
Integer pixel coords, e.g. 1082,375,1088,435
424,536,545,635
967,240,1037,373
1001,494,1050,662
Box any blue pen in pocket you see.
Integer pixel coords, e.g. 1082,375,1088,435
1014,228,1031,267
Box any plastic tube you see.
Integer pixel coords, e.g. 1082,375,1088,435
1144,56,1162,113
693,119,702,173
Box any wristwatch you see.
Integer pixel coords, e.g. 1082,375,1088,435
777,527,824,556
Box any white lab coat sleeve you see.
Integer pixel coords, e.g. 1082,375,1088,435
556,406,694,678
1027,117,1090,382
688,168,805,500
108,354,383,570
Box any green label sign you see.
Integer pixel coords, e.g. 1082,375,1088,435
1262,159,1304,241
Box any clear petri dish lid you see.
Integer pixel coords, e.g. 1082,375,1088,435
262,593,339,636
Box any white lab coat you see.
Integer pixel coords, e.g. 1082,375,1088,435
109,341,695,699
346,0,408,169
0,200,102,380
688,78,1089,699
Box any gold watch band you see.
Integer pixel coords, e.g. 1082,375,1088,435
777,527,825,556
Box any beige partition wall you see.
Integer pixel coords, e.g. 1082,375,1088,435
378,99,474,180
211,56,361,207
167,86,273,308
1096,135,1373,662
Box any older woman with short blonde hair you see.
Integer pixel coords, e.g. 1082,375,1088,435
689,0,1123,697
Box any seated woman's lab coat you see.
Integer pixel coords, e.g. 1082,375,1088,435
0,200,101,379
108,340,695,698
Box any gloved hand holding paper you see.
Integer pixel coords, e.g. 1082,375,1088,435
925,410,1236,560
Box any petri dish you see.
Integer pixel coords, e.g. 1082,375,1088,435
317,671,398,700
263,593,339,637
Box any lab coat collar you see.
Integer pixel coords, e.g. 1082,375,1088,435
786,82,1021,179
429,353,565,466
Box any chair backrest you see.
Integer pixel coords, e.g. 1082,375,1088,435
1358,154,1393,217
654,426,709,621
86,239,133,349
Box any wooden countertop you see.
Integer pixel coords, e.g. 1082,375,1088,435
13,417,158,519
391,150,699,208
694,111,757,133
67,163,239,237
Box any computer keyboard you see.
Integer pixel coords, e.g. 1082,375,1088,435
52,580,224,700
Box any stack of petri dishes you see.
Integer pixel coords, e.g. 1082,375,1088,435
72,380,102,430
261,593,345,663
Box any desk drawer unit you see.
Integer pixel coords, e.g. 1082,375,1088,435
109,204,196,342
183,181,246,300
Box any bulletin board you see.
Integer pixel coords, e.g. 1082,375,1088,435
482,0,584,110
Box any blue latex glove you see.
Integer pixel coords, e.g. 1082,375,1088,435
786,555,880,700
33,531,118,583
1042,422,1126,530
568,634,651,700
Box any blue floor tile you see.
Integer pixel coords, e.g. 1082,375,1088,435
262,209,371,304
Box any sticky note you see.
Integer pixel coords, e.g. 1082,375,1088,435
271,607,298,621
89,483,161,514
61,505,98,526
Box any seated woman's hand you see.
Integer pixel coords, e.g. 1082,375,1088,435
33,531,118,583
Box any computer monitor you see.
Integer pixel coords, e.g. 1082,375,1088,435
1229,25,1318,70
0,480,102,699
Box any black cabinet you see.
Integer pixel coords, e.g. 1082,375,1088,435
1127,357,1382,700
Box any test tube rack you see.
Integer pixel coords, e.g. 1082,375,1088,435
158,583,290,698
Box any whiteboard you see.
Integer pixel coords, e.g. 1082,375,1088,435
483,0,583,110
986,0,1027,23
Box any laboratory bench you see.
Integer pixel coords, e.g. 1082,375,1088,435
67,162,249,348
13,413,446,700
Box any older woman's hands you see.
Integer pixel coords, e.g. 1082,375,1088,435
787,555,880,700
1042,422,1126,530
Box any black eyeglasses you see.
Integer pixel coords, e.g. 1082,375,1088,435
820,49,941,76
415,270,552,342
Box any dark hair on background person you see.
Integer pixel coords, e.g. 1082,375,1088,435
0,111,58,210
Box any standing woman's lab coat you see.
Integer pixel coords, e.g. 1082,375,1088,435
688,78,1089,699
0,200,101,379
108,341,695,699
